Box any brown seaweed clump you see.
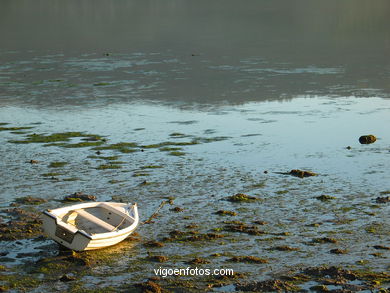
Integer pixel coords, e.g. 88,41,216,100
148,255,169,263
63,192,96,202
290,169,317,178
143,240,165,248
14,196,47,205
224,223,265,236
271,245,300,252
187,257,210,265
216,210,237,216
312,237,338,244
227,193,257,202
236,279,299,292
316,195,336,201
229,256,268,264
134,280,163,293
0,208,43,240
163,230,224,242
359,134,376,144
171,207,184,212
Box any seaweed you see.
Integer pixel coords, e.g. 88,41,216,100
227,193,258,202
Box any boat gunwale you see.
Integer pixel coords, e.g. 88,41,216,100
43,202,139,240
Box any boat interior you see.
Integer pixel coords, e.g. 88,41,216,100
60,204,134,234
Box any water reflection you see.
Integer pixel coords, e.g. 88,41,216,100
0,0,389,107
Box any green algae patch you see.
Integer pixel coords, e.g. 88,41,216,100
134,280,164,293
96,164,122,170
227,193,258,202
0,126,34,132
48,161,68,168
63,192,96,202
140,165,163,169
93,142,138,152
169,151,186,156
0,274,42,292
147,255,169,263
216,210,237,216
142,140,198,149
229,256,268,264
160,147,183,152
0,208,43,240
164,230,224,242
15,196,47,205
143,240,165,248
312,237,338,244
270,245,300,251
187,257,210,265
9,132,103,144
99,155,120,160
224,223,265,235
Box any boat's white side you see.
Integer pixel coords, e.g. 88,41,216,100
41,202,139,251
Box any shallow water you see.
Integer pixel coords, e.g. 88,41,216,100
0,0,389,291
0,96,389,290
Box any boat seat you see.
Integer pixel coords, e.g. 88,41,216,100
75,209,116,232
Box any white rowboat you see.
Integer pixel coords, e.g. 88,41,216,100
42,202,139,251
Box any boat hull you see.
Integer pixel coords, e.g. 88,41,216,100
41,202,138,251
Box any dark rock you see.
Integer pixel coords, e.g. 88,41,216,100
359,135,376,144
